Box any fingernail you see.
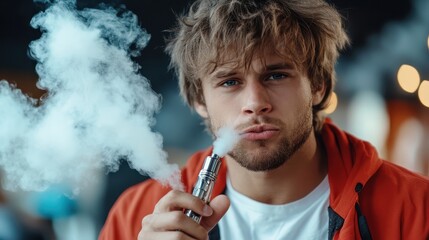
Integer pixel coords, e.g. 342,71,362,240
203,205,213,216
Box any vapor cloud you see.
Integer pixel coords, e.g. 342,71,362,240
213,126,240,157
0,0,182,193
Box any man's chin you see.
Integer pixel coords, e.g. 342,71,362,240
236,156,287,172
229,147,287,172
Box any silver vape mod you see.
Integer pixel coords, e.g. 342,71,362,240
184,153,221,223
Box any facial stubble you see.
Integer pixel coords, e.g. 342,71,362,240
207,101,314,172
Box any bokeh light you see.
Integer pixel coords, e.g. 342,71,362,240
418,80,429,108
324,92,338,114
397,64,421,93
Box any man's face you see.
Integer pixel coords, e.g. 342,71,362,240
195,52,324,171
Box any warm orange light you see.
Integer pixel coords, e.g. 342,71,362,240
325,92,338,114
418,80,429,108
397,64,420,93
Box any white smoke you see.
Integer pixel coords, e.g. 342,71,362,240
0,0,183,193
212,126,240,157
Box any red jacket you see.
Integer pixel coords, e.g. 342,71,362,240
99,122,429,240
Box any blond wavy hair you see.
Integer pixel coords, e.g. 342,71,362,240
165,0,349,131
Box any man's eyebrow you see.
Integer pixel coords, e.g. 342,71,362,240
264,62,295,71
211,62,294,78
213,70,237,79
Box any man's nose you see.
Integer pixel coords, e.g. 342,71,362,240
241,81,273,115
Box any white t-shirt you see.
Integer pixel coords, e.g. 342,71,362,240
218,175,330,240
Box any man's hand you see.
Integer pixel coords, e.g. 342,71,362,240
138,190,230,240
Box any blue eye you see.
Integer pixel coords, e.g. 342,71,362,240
267,73,287,80
222,80,239,87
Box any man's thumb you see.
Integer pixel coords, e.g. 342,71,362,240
200,194,230,231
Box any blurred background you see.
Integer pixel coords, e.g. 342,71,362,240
0,0,428,239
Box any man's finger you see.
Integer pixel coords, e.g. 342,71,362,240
153,190,213,217
148,211,208,239
200,194,230,231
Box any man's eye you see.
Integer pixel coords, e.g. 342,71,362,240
267,73,287,80
221,79,239,87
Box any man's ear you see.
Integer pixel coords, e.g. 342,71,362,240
194,101,209,118
312,82,327,106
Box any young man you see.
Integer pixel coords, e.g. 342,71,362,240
100,0,429,239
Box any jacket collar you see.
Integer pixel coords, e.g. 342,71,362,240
321,120,382,219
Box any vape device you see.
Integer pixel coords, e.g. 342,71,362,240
184,153,221,223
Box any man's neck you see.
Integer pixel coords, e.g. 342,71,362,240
225,132,327,205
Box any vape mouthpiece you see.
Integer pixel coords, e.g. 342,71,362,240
184,153,221,223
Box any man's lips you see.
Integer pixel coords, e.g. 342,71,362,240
239,124,280,140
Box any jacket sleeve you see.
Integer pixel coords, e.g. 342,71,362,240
98,180,171,240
